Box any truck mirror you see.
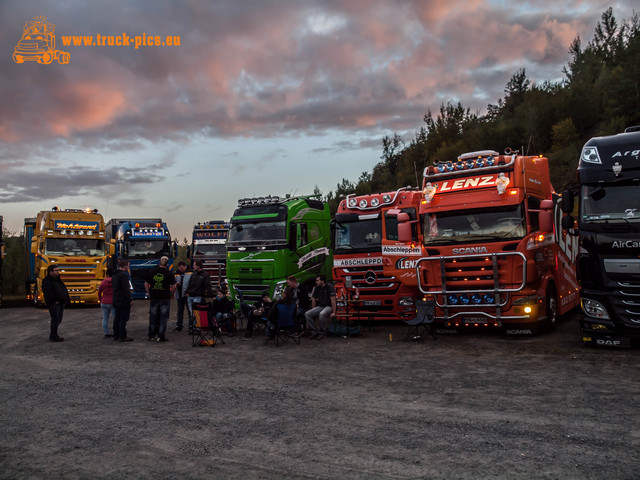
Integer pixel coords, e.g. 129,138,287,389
289,223,297,251
539,199,554,233
186,246,191,259
561,215,575,231
173,241,178,257
108,243,115,256
30,240,38,255
397,212,412,242
561,190,574,213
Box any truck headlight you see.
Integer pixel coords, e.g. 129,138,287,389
273,281,286,300
582,298,610,320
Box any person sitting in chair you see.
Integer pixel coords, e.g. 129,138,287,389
242,292,272,339
266,286,297,339
213,287,236,337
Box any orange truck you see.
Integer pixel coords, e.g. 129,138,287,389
385,150,579,335
332,187,423,321
13,17,70,65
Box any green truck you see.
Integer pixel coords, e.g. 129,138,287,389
226,194,332,305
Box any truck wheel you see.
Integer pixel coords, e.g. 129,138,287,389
13,53,24,63
545,285,558,331
57,52,70,64
38,52,53,64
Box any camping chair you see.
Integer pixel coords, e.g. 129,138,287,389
191,303,224,347
404,298,437,341
265,302,300,346
234,288,249,332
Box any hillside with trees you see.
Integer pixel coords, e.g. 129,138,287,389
324,8,640,212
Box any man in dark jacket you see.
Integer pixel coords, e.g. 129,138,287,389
112,259,134,342
184,260,211,332
145,256,176,342
287,275,310,324
41,264,70,341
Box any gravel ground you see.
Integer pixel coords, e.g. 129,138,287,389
1,301,639,479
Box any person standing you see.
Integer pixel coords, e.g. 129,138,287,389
145,256,176,342
304,274,336,339
112,259,134,342
98,269,115,338
172,261,191,332
41,264,70,342
184,259,211,332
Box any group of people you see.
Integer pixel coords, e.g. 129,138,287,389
42,258,338,343
241,274,337,340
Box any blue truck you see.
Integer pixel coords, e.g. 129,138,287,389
105,218,177,299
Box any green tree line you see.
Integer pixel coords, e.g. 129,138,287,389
324,8,640,213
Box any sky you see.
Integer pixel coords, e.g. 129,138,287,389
0,0,636,241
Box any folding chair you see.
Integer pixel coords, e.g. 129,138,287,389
404,298,437,341
265,302,300,346
191,303,225,347
234,288,248,332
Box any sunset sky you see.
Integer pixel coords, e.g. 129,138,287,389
0,0,636,240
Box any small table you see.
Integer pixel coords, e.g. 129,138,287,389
333,299,363,338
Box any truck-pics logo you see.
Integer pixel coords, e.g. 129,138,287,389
13,17,70,64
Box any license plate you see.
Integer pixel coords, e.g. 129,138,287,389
363,300,381,306
463,317,488,325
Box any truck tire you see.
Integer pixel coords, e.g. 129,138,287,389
37,52,53,64
545,284,558,331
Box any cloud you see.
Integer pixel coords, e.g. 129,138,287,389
1,0,636,159
0,163,165,202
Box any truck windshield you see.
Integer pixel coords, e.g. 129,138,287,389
334,219,381,251
228,221,287,245
581,183,640,222
193,243,226,255
125,240,171,259
422,204,526,245
45,238,106,256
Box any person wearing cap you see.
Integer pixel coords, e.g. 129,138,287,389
145,256,176,342
41,264,70,342
242,292,272,339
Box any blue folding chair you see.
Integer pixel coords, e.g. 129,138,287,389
265,302,300,346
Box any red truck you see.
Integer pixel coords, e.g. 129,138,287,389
385,150,579,335
332,187,424,321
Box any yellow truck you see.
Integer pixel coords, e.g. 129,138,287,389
25,208,113,306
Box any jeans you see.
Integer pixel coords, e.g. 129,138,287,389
149,299,171,340
215,312,234,334
175,297,188,329
305,306,333,334
187,296,202,329
48,303,64,339
113,304,131,340
101,304,114,335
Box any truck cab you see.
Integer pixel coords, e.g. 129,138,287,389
332,187,422,321
190,221,230,289
25,207,112,305
387,150,579,335
561,127,640,347
226,195,332,305
106,219,177,299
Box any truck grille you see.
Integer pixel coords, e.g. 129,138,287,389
612,280,640,327
233,284,270,304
